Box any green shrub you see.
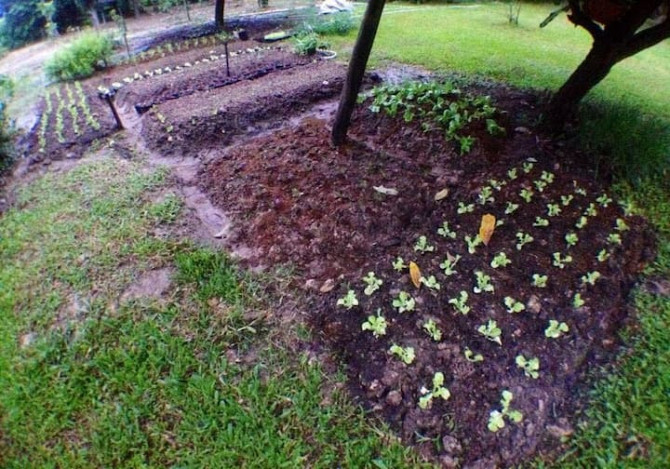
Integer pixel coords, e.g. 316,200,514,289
292,32,329,56
45,32,114,82
309,12,356,36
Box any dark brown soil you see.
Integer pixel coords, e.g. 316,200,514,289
19,35,657,467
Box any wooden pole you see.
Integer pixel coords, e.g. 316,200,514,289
331,0,386,146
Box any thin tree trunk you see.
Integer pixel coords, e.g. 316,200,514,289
542,40,619,131
215,0,225,28
132,0,140,17
332,0,386,146
89,7,100,28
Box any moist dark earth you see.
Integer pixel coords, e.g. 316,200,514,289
16,31,656,468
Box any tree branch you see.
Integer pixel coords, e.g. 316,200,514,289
566,0,603,39
619,16,670,60
607,0,665,40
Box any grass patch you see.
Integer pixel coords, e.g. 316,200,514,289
0,155,427,468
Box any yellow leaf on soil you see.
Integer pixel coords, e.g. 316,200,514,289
479,214,496,246
409,262,422,289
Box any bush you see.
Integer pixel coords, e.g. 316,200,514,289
45,32,114,82
310,12,356,36
292,31,330,56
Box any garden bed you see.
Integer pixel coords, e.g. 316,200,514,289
199,88,655,466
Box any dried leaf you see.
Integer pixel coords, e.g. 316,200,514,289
409,262,421,289
373,186,399,196
479,214,496,246
434,188,449,201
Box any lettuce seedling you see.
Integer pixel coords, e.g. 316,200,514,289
437,221,457,239
515,355,539,379
519,188,534,203
565,232,579,247
552,252,573,269
478,186,495,205
615,218,630,232
465,234,483,254
573,293,585,308
362,272,383,295
473,271,494,294
584,203,598,217
488,390,523,432
464,347,484,362
457,202,475,214
449,290,470,315
337,290,358,309
414,235,435,253
516,232,534,250
575,216,588,229
488,179,505,191
581,271,601,286
547,203,561,217
561,194,574,206
533,217,549,227
422,319,442,341
504,296,525,314
389,344,415,365
534,180,548,192
596,249,610,262
607,233,622,245
522,161,534,173
596,194,612,207
490,252,511,269
531,274,548,288
505,201,519,215
478,319,502,345
541,170,555,183
420,275,441,291
392,291,416,313
392,256,407,272
507,168,518,180
362,312,387,338
418,372,451,409
545,320,569,338
440,253,461,276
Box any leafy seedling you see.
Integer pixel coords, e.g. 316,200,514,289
478,186,495,205
533,217,549,227
414,235,435,253
541,170,555,183
581,271,601,286
478,319,502,345
389,344,415,365
362,311,387,338
337,290,358,309
457,202,475,214
363,272,383,295
507,168,518,180
465,234,483,254
449,290,470,315
615,218,630,232
552,252,573,269
534,180,548,192
490,252,511,269
464,347,484,362
504,296,525,314
418,372,451,409
423,319,442,341
392,291,416,313
440,254,461,276
515,355,540,379
516,232,534,250
474,271,494,294
584,203,598,217
522,161,534,173
547,203,561,217
520,188,534,203
421,275,441,291
573,293,585,308
575,216,588,229
596,194,613,207
488,390,523,432
437,221,457,239
607,233,622,245
545,320,569,338
565,232,579,247
597,249,610,262
531,274,548,288
392,256,407,272
561,194,574,206
505,202,519,215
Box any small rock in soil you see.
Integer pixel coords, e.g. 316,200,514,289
442,435,463,455
386,390,403,406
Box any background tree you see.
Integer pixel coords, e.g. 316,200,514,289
543,0,670,130
0,0,46,48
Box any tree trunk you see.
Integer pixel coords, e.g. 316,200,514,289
89,6,100,28
215,0,225,29
131,0,140,18
332,0,386,146
542,39,619,132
